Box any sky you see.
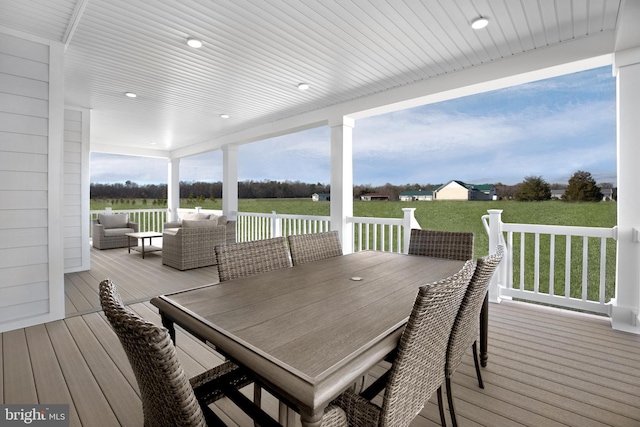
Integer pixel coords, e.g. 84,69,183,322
90,66,617,187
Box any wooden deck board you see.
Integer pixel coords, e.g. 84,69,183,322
489,323,640,396
84,312,140,394
66,245,220,317
2,329,37,404
64,276,94,314
490,337,640,403
2,248,639,426
64,316,143,426
24,324,82,426
45,320,121,426
490,306,640,363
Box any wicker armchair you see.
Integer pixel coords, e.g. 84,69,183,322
99,279,252,427
92,214,138,250
162,225,227,270
445,246,504,427
215,237,292,282
287,231,343,266
408,229,474,261
321,260,476,427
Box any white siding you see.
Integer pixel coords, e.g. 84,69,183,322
0,31,65,332
63,108,90,272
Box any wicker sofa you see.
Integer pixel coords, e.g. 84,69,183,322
162,214,236,270
92,213,139,249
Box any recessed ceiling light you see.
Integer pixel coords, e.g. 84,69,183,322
187,37,203,48
471,17,489,30
125,92,137,98
297,83,310,91
149,142,156,145
220,114,230,119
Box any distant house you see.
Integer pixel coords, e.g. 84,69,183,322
399,189,434,201
312,193,330,201
601,188,615,201
435,180,497,201
360,193,390,201
551,189,565,199
551,188,616,201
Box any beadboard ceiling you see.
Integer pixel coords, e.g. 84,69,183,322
0,0,627,158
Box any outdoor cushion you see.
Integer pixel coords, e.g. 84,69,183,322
99,214,128,229
181,212,210,221
182,219,219,228
104,227,135,236
211,214,228,225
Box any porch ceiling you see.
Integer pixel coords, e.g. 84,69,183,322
0,0,629,158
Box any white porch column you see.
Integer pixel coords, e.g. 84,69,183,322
167,158,180,222
612,49,640,333
222,144,239,220
487,209,505,304
330,116,355,254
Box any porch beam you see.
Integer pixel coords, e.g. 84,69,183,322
330,116,354,254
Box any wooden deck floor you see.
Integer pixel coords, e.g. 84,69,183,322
2,246,640,426
64,243,220,317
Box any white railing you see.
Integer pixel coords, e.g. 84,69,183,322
91,207,419,253
235,211,332,242
349,216,405,253
90,208,169,236
483,210,617,314
235,208,420,254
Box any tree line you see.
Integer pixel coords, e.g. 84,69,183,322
90,180,331,201
513,171,613,202
90,171,614,202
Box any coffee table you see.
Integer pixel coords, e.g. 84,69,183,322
125,232,162,259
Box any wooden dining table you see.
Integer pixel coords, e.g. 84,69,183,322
151,250,467,426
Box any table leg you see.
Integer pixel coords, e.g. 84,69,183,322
300,407,325,427
480,292,489,367
161,313,176,344
128,236,131,253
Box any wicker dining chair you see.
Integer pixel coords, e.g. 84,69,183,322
321,259,477,427
99,279,253,427
215,237,292,282
214,236,293,420
287,231,343,266
408,229,474,261
445,246,504,427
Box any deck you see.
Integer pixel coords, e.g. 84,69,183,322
2,245,640,426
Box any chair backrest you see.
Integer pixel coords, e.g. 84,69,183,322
99,279,206,427
446,246,504,377
380,260,476,426
287,231,343,266
215,237,292,282
408,229,474,261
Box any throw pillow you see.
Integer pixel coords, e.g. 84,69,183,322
182,219,219,228
99,214,128,229
182,212,210,221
